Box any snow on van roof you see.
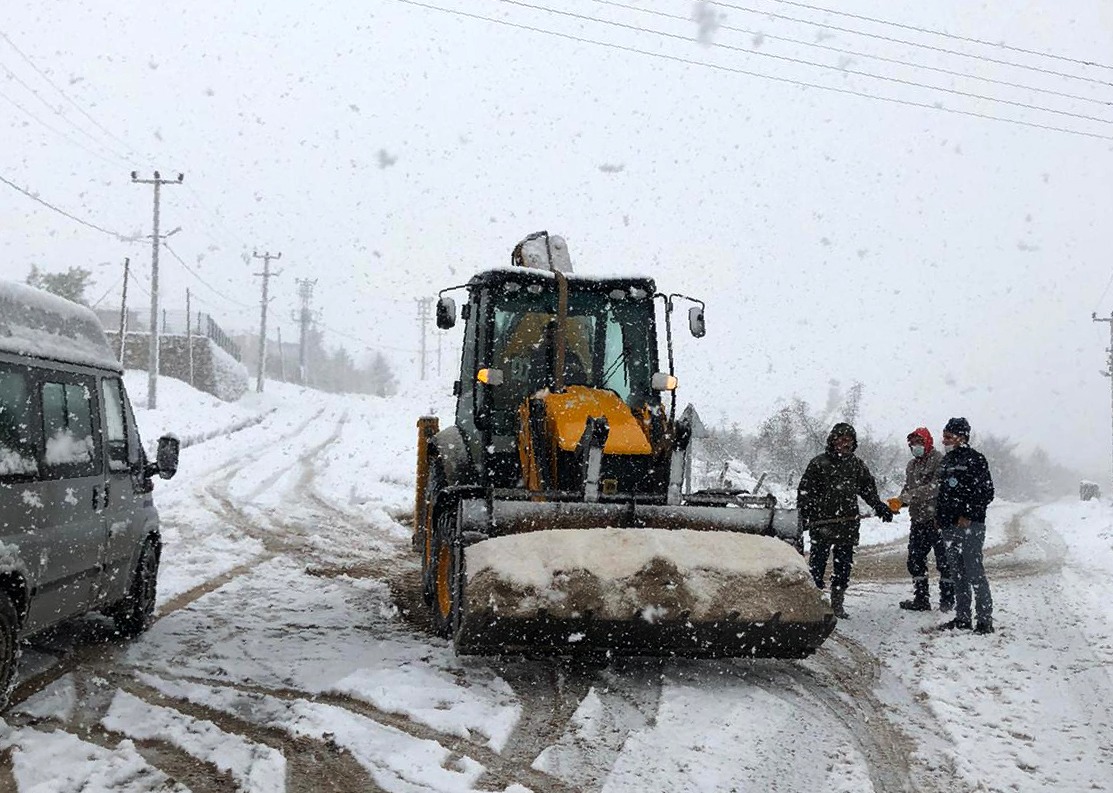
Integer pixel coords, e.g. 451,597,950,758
0,280,121,371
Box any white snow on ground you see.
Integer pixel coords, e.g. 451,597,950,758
102,690,286,791
3,372,1113,791
0,727,185,792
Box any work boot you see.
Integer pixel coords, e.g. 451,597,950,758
901,579,930,611
936,618,972,631
900,597,931,611
939,579,955,613
973,619,995,635
830,590,849,619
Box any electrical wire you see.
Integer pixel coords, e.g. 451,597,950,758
505,0,1113,127
391,0,1113,141
0,171,140,241
0,61,133,162
89,272,125,307
162,242,255,310
0,88,125,168
0,28,147,159
712,0,1113,89
316,319,420,354
771,0,1113,72
594,0,1112,108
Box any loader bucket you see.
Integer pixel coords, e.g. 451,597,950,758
454,528,835,659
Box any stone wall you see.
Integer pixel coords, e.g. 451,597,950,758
105,332,248,402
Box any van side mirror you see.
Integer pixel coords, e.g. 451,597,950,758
155,434,180,479
436,296,457,329
688,305,706,338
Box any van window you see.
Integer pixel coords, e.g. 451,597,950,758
0,366,38,478
101,377,130,471
41,378,102,477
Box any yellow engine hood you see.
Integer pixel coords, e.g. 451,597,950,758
541,386,652,455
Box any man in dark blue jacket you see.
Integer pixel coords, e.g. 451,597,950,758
935,417,996,634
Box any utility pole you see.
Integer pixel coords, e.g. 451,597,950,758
416,297,432,380
131,170,183,409
1094,312,1113,489
294,279,318,386
117,257,130,364
253,250,282,393
186,289,194,387
436,328,442,377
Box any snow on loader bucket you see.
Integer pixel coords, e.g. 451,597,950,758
416,232,836,660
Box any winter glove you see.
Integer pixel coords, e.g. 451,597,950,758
875,503,894,523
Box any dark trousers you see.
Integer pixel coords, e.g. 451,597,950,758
809,537,855,593
942,521,993,624
907,519,954,604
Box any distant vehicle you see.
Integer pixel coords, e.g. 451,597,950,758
0,281,179,707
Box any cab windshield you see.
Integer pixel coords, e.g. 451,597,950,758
487,281,657,436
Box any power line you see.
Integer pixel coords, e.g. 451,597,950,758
317,319,420,355
772,0,1113,72
507,0,1113,127
391,0,1113,141
162,242,255,309
0,88,124,167
0,61,132,161
594,0,1112,109
0,171,139,240
0,28,146,159
713,0,1113,89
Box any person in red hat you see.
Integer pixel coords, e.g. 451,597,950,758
897,427,953,612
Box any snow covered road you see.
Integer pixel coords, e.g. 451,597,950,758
2,377,1111,792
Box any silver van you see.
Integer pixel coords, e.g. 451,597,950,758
0,280,178,706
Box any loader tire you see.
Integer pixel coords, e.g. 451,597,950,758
430,504,462,639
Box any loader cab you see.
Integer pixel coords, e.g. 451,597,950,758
455,270,660,488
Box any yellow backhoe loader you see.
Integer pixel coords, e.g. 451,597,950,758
413,232,834,658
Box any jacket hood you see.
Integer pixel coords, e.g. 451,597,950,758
826,422,858,454
907,427,934,455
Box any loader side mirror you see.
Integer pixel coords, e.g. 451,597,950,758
436,296,456,329
688,306,706,338
651,372,678,391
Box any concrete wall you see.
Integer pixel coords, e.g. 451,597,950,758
105,332,248,402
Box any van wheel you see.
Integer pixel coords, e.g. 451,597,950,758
0,595,20,709
113,540,160,638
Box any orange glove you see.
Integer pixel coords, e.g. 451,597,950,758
886,497,904,513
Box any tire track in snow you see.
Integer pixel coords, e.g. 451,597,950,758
854,505,1056,584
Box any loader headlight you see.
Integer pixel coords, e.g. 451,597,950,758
477,368,505,386
651,372,678,391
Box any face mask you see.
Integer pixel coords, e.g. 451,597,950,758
910,444,925,458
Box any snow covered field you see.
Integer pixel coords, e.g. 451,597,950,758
1,374,1111,792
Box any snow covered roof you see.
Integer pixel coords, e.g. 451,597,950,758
0,280,121,371
465,266,657,293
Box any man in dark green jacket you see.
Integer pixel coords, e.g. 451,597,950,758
798,423,893,618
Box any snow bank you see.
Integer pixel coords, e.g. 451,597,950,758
0,280,119,370
466,528,826,623
206,338,248,401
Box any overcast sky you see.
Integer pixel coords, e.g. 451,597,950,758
3,0,1113,477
